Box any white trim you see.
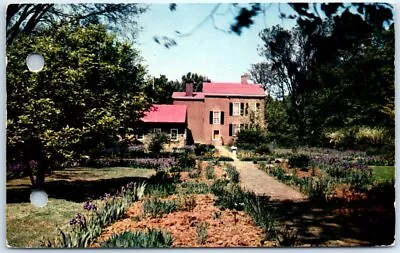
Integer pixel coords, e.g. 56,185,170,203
232,102,240,116
153,128,162,134
170,128,178,141
212,110,221,125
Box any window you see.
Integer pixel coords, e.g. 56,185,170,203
232,102,240,116
232,124,241,136
213,111,221,124
170,129,178,141
254,103,261,112
153,128,161,134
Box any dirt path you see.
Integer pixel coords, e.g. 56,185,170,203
215,146,307,202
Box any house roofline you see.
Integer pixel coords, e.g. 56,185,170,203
203,93,266,98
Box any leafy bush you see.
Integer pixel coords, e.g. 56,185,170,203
176,154,196,170
101,229,173,248
225,165,240,183
217,156,234,162
179,195,197,211
211,179,229,196
255,144,272,155
236,129,267,149
194,143,215,156
196,222,208,245
302,177,333,203
180,181,210,194
148,133,169,153
206,165,215,179
145,171,180,197
143,198,179,218
288,154,310,169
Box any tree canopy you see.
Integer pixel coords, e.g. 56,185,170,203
250,4,394,150
7,23,151,188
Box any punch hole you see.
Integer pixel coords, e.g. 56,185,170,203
30,190,48,208
26,53,44,72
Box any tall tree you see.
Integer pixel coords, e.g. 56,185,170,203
6,3,146,45
181,72,211,92
7,24,151,188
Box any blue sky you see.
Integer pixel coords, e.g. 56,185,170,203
135,3,297,83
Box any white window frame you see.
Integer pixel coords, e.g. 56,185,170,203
232,102,241,116
153,128,162,134
232,124,241,136
213,110,221,125
212,129,220,140
170,128,178,141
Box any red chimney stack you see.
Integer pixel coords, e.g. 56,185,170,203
241,74,249,84
185,83,193,96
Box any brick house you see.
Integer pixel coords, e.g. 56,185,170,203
139,104,187,150
172,75,266,145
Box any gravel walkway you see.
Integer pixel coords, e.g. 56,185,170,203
215,146,307,202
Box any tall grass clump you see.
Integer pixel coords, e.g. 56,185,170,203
101,229,173,248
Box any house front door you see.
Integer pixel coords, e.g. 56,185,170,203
213,130,220,141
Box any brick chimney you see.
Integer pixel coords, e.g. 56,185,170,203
241,74,248,84
185,83,193,96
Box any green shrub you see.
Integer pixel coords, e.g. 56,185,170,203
236,129,267,149
143,198,179,218
177,154,196,169
288,154,310,169
196,222,208,245
179,195,197,211
225,165,240,183
255,144,272,155
211,179,229,196
101,229,173,248
194,143,215,156
302,177,333,203
148,133,169,153
206,165,215,179
180,181,210,194
244,195,276,240
217,156,234,162
145,171,180,197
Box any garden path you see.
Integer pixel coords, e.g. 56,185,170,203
215,146,307,202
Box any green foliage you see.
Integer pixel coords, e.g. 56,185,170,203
101,229,173,248
50,182,146,248
7,23,150,187
205,165,215,179
194,143,215,156
255,144,272,155
179,195,197,212
176,154,196,169
217,156,234,162
288,154,310,169
196,222,209,245
148,133,169,153
236,128,267,150
225,165,240,184
210,179,229,196
145,171,179,198
180,181,210,194
143,198,179,218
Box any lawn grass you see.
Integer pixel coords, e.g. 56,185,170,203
371,166,395,182
6,167,155,248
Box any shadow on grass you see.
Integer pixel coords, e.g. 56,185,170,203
269,198,395,247
7,176,148,204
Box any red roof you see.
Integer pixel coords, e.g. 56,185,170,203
142,104,187,123
202,83,265,97
172,92,205,100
